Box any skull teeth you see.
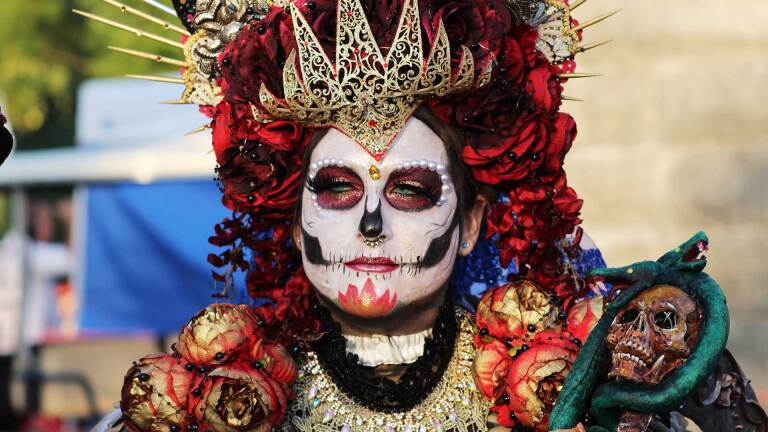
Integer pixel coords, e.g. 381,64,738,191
612,352,649,367
616,341,652,362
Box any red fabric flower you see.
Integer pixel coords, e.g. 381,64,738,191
189,363,289,432
476,281,559,340
121,354,194,432
505,338,579,430
221,8,296,103
566,295,604,342
473,338,511,400
176,304,260,365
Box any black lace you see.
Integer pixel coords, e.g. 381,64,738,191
313,303,458,412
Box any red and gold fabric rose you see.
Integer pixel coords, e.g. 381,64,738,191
121,354,194,432
474,282,604,430
121,303,298,432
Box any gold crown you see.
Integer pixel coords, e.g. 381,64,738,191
256,0,494,159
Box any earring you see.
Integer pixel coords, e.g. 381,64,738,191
461,241,470,249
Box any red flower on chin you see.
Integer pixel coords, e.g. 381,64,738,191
337,278,397,317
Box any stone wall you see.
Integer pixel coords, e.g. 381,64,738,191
565,0,768,395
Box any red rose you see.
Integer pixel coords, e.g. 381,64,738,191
422,0,511,65
251,340,298,384
526,65,562,114
222,8,296,104
566,295,604,342
476,281,560,341
176,304,260,365
473,338,511,399
121,354,194,432
541,113,577,179
506,339,579,430
462,114,548,185
190,363,289,432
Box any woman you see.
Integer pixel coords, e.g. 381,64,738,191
82,0,733,430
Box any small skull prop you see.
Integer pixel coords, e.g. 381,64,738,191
606,285,702,385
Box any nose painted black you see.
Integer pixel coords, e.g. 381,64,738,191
358,199,383,238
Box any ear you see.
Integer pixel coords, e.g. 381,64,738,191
292,221,302,251
459,195,487,257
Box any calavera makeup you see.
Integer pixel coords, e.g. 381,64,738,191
606,285,702,385
299,117,463,318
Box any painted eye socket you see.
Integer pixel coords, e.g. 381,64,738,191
385,168,442,212
308,166,364,210
619,308,639,324
654,310,678,330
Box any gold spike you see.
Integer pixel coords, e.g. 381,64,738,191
561,95,583,102
126,74,185,84
109,46,186,67
572,9,621,33
160,99,192,105
578,39,613,53
557,72,602,79
101,0,190,36
72,9,184,49
185,124,212,136
569,0,586,11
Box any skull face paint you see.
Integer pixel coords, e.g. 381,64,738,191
300,117,460,318
606,285,702,385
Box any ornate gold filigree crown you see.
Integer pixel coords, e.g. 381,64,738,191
256,0,494,159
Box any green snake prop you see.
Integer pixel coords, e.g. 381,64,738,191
549,232,729,431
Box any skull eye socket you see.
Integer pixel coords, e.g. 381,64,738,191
654,310,678,330
619,308,639,324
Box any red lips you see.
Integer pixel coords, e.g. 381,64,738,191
344,256,400,273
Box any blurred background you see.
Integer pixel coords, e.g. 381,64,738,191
0,0,765,430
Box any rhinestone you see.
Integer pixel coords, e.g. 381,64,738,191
428,162,437,171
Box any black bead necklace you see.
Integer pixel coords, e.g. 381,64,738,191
312,303,458,413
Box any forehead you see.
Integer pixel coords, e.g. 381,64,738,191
311,117,448,165
632,285,696,312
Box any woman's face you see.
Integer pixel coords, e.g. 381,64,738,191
298,117,461,318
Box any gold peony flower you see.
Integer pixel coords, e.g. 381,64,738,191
176,304,259,365
120,354,194,432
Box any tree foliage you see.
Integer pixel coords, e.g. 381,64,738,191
0,0,184,149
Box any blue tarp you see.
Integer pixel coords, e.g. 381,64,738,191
79,180,231,334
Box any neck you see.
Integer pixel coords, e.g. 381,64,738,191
316,288,448,337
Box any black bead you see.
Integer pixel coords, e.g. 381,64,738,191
257,24,266,34
221,57,231,66
214,352,225,361
559,311,567,320
198,366,207,374
520,344,529,352
572,338,582,347
504,338,513,348
509,411,516,419
191,388,202,397
290,345,301,355
532,153,540,161
185,363,195,371
479,328,489,336
138,373,150,382
502,392,510,404
247,194,255,203
527,324,536,332
187,424,199,431
498,66,507,74
170,426,179,432
470,42,480,50
257,318,266,327
252,361,264,370
306,1,316,9
507,151,517,160
246,7,255,14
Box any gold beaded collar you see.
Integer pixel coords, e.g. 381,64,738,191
287,310,491,431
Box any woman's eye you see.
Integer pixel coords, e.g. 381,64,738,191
392,183,425,196
328,182,354,193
